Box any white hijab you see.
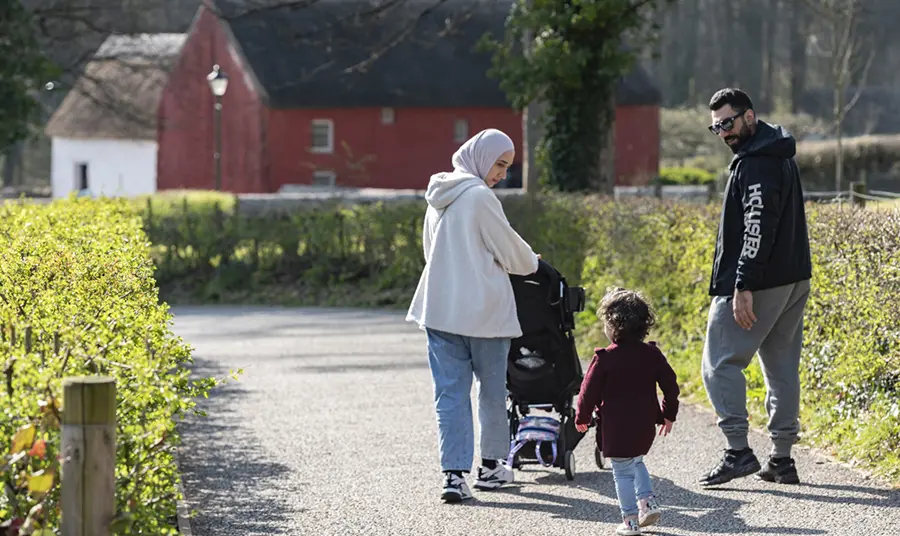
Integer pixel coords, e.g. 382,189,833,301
451,128,515,180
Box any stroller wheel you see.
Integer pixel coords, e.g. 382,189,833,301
564,450,576,481
595,445,606,469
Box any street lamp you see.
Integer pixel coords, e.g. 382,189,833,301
206,64,229,191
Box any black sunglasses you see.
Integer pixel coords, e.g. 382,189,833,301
708,111,745,135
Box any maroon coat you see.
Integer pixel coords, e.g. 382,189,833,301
574,341,680,458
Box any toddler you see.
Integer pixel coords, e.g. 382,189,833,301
575,287,681,535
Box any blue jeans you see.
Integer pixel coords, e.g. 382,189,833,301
426,328,510,472
610,456,655,517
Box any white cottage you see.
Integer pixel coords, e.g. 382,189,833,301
45,33,186,199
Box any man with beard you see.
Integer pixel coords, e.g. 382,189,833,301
699,88,813,487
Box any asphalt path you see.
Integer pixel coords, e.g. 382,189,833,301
171,306,900,536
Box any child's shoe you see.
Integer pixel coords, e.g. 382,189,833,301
615,516,642,535
638,496,661,527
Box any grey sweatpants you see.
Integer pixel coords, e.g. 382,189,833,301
701,280,811,458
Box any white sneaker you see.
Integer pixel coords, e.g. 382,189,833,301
441,472,472,503
473,462,514,491
616,517,642,535
638,496,661,527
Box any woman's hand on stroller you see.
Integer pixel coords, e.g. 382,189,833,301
575,423,588,433
658,419,674,436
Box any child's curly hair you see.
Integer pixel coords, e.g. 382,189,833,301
597,287,656,343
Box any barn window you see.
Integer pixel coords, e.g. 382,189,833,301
310,119,334,153
313,170,336,187
381,107,395,125
453,119,469,143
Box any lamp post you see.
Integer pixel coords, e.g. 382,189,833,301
206,64,229,191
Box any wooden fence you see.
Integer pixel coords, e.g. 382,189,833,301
3,325,116,535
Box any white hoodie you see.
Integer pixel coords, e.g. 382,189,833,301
405,172,539,338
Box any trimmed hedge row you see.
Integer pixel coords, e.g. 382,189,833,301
660,107,900,191
795,134,900,190
0,198,219,534
658,166,717,185
142,192,899,483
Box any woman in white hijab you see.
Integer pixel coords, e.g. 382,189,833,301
407,128,540,503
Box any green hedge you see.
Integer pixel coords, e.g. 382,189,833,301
660,107,900,191
142,192,899,483
139,193,592,308
0,198,219,534
658,166,717,185
795,134,900,190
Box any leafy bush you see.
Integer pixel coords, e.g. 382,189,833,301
658,167,717,185
0,198,220,534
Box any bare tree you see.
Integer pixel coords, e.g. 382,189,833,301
804,0,876,193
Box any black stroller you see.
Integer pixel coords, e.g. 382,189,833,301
505,259,605,480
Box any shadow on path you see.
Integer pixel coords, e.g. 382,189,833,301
177,357,299,536
479,470,829,535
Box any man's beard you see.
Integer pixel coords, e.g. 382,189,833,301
725,124,753,153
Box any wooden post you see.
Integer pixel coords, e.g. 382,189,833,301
61,377,116,536
851,181,867,208
707,180,717,203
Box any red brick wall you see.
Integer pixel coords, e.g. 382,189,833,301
265,105,660,190
614,105,660,186
266,107,523,190
156,6,266,192
156,5,659,192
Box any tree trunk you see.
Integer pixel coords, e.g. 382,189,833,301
835,83,844,193
789,2,808,113
2,142,23,188
682,0,700,104
740,2,765,101
721,2,739,87
595,93,616,194
760,0,778,111
521,0,541,193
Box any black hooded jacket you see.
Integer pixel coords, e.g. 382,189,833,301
708,120,813,296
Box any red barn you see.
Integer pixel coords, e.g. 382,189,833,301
157,0,662,192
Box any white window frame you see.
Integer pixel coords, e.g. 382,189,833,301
310,119,334,153
312,170,337,187
453,119,469,143
381,107,395,125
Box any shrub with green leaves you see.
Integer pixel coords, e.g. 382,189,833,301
658,166,717,185
0,198,220,534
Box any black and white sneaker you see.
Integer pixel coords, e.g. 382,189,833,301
441,472,473,503
700,448,761,487
758,456,800,484
473,462,514,491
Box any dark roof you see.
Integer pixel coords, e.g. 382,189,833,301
213,0,660,108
